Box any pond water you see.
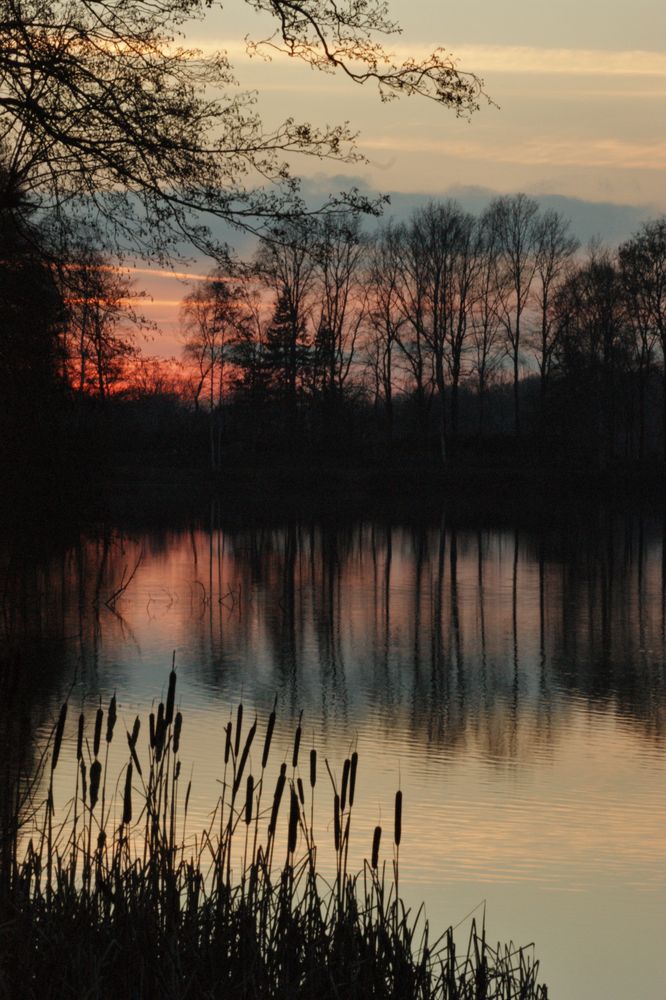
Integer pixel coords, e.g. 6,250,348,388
3,505,666,998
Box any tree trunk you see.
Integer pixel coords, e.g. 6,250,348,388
662,363,666,470
436,357,447,468
450,370,460,436
638,365,646,464
513,350,520,436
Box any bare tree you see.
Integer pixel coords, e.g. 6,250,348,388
553,245,628,471
470,214,506,436
394,201,477,462
392,220,433,441
443,210,480,436
63,247,145,400
531,209,579,430
486,194,541,436
312,214,367,414
181,272,244,469
619,219,666,463
364,223,406,439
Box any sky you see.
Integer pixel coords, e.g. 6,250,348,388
135,0,666,354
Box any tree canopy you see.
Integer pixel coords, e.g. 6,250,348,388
0,0,485,260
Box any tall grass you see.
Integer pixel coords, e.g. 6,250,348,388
0,669,548,999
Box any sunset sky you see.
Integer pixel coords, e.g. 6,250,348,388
136,0,666,354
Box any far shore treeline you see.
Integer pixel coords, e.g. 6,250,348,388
3,184,666,483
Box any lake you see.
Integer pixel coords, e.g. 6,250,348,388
3,502,666,998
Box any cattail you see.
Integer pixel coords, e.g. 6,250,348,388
127,717,142,777
122,762,133,825
129,715,140,749
106,694,117,743
262,700,276,770
165,668,177,726
76,713,84,761
155,702,165,758
268,763,287,837
394,790,402,847
245,775,254,825
93,705,103,758
80,761,87,804
288,787,299,855
149,712,156,749
90,759,102,810
51,703,67,772
224,721,232,764
349,751,358,807
234,703,243,758
156,702,164,739
233,717,257,796
292,711,302,769
340,758,350,812
371,825,382,869
175,761,181,781
310,748,317,789
297,777,305,807
333,793,340,852
173,712,182,754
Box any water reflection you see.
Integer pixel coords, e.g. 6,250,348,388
3,507,666,999
2,510,666,749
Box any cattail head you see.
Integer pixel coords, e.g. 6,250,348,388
394,790,402,848
93,705,103,758
333,793,341,852
234,703,243,758
371,825,382,869
80,760,87,804
155,702,165,759
288,787,299,855
268,762,287,838
173,712,182,754
90,759,102,810
340,758,350,812
127,718,142,777
262,701,276,770
233,717,257,797
297,777,305,807
349,751,358,807
129,716,140,750
292,711,302,769
310,748,317,789
149,712,156,749
224,721,232,765
245,774,254,825
51,703,67,773
76,712,84,761
165,668,177,726
122,762,133,825
106,694,117,744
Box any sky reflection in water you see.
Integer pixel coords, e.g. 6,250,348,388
3,512,666,999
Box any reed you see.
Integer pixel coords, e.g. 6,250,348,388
0,671,549,1000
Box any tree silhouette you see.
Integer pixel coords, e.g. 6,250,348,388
487,194,541,437
0,167,66,462
619,221,666,464
264,290,311,423
0,0,485,259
